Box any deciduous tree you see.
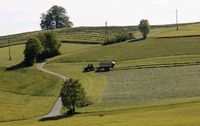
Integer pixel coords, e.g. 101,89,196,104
24,37,43,66
40,5,73,30
139,19,150,39
60,78,90,115
37,31,61,60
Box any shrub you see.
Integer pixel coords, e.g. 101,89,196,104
104,32,134,45
37,31,61,61
23,37,43,66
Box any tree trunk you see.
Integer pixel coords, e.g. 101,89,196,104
143,34,147,39
72,104,75,114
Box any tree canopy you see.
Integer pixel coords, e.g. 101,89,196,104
24,37,43,66
60,78,90,115
37,31,61,60
139,19,150,39
40,5,73,30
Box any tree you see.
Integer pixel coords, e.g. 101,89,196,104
40,5,73,30
139,19,150,39
24,37,43,66
60,78,90,115
37,31,61,60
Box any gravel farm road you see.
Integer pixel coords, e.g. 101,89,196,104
37,60,68,120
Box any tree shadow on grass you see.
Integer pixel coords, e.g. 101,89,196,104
38,112,82,121
128,38,145,42
6,62,28,71
39,114,72,121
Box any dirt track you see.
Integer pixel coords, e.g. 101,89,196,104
37,61,68,120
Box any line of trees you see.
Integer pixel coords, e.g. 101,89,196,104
23,31,61,66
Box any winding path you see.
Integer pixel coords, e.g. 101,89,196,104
36,60,68,120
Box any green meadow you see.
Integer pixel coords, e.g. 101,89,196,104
1,23,200,126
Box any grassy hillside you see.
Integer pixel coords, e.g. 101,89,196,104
0,45,24,67
55,37,200,62
0,44,62,121
1,99,200,126
0,91,55,122
0,43,98,122
1,22,200,125
1,22,200,47
0,26,138,46
45,62,107,103
150,23,200,37
0,68,62,121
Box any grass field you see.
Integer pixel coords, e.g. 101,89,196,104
1,99,200,126
55,37,200,62
45,62,107,103
0,44,25,67
0,43,98,122
1,22,200,125
150,23,200,37
0,91,55,122
1,22,200,46
102,65,200,104
0,26,138,46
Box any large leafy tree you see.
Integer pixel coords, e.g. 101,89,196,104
24,37,43,66
37,31,61,59
40,5,73,30
139,19,150,39
60,78,90,115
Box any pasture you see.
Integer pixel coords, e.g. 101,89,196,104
0,43,97,122
55,37,200,62
1,100,200,126
1,23,200,125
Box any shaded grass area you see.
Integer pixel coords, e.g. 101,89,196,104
1,99,200,126
55,37,200,62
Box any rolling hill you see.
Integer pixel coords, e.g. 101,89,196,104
1,22,200,126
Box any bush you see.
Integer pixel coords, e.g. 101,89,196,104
23,37,43,66
104,32,134,45
37,31,61,61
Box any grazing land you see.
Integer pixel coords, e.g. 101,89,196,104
0,43,97,122
1,23,200,126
